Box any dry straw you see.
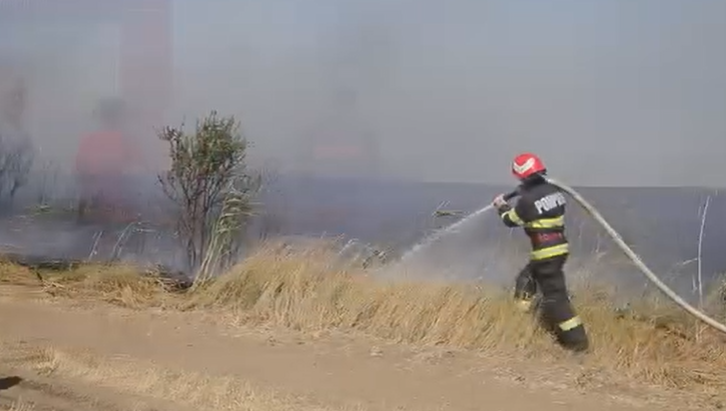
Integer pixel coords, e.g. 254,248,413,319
4,241,726,394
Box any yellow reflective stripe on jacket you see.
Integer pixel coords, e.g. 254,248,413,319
558,316,582,331
524,216,564,229
502,209,524,225
530,243,569,260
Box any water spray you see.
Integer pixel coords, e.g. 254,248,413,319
398,190,519,264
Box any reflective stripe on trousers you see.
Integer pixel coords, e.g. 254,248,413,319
558,316,582,331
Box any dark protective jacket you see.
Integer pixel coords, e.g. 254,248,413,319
497,178,569,261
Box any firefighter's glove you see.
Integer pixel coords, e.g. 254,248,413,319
491,194,508,211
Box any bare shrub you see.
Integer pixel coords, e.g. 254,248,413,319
0,129,34,208
157,111,261,275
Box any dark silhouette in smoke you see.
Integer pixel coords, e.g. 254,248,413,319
0,59,34,210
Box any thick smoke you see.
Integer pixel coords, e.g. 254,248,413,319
0,1,725,284
168,0,726,186
3,0,725,186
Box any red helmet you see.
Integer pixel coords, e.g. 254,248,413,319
511,153,546,180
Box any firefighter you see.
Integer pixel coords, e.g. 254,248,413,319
75,97,143,223
492,153,589,353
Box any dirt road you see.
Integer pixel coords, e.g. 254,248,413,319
0,285,704,411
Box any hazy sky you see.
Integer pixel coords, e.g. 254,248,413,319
2,0,725,186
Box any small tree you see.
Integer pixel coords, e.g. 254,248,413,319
158,111,261,274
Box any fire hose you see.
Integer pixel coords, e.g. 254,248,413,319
540,177,726,335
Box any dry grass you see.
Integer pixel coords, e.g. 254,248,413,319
2,241,726,394
30,263,179,308
0,263,40,286
0,340,363,411
2,401,34,411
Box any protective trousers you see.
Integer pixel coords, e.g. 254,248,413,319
514,255,589,352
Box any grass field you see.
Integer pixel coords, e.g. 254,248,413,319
3,241,724,397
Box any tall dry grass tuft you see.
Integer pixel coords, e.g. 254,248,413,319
32,264,177,308
2,241,725,392
184,242,726,391
0,262,40,285
187,244,547,350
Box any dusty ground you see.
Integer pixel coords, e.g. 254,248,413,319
0,285,715,411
